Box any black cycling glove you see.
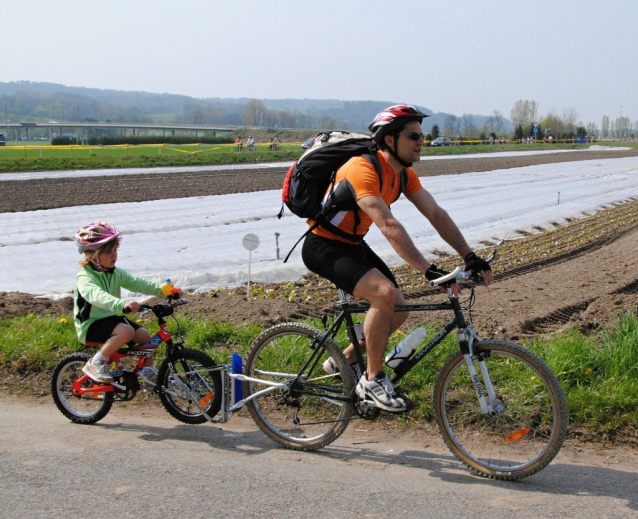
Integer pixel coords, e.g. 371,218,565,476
425,264,450,283
464,252,491,273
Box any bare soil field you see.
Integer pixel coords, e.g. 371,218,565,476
2,148,638,344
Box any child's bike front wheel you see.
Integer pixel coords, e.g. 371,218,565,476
51,352,114,424
157,348,222,424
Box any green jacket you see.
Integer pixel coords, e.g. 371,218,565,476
74,265,163,343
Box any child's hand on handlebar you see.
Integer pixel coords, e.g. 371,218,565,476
123,301,141,314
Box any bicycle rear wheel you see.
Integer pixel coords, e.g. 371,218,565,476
157,348,222,425
244,322,356,451
51,352,114,424
434,340,568,480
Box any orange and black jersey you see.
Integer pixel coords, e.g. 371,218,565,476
309,151,423,243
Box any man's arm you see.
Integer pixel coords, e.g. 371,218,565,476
405,188,472,259
357,195,432,275
406,188,493,285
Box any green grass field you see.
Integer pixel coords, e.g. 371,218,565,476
0,141,302,160
2,140,630,173
0,141,304,171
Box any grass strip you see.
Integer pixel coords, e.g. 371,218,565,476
1,142,620,173
2,310,637,442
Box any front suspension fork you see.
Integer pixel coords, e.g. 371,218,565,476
460,326,503,415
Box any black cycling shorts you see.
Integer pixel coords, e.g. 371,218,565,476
86,315,142,344
301,232,398,295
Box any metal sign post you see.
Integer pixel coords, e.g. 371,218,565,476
242,233,260,298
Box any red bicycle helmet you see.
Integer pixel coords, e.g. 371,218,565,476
368,104,430,143
75,222,121,253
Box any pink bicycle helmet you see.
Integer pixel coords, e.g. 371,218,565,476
74,222,121,253
368,104,430,143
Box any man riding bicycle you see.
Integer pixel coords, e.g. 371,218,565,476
301,104,493,412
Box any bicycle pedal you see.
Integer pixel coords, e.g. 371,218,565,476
142,383,157,394
395,390,414,411
358,398,378,410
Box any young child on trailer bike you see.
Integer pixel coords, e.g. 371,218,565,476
301,104,493,413
73,222,183,386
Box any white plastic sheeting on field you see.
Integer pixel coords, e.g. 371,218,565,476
1,154,637,298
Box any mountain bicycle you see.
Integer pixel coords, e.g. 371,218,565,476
51,297,223,425
241,256,569,480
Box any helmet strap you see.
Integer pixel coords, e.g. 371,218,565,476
88,250,108,272
89,259,107,272
388,135,413,168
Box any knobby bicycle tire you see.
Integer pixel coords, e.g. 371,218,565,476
244,322,356,451
51,352,114,424
157,348,222,424
434,339,568,480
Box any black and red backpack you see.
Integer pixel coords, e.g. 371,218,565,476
279,131,406,262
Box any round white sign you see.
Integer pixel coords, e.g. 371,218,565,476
242,233,260,251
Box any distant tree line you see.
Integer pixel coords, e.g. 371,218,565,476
510,99,636,140
0,82,438,133
12,81,634,142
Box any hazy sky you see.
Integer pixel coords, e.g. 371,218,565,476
2,0,635,125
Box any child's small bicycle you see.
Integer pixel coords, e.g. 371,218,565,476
51,297,223,425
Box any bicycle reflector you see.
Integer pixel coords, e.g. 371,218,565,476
199,392,214,408
504,428,531,442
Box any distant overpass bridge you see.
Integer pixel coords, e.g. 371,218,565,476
1,122,252,141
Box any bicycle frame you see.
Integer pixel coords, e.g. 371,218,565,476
210,361,290,423
210,348,355,423
300,284,503,415
71,325,170,396
162,266,514,442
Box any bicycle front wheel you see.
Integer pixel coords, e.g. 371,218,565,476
434,340,568,480
51,352,114,424
157,348,222,425
244,322,356,451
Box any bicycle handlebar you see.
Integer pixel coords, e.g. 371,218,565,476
429,266,464,287
428,252,496,287
122,295,189,316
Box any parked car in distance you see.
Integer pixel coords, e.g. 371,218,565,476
0,133,6,146
301,136,316,149
430,137,452,147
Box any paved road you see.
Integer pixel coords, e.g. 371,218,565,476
1,397,637,519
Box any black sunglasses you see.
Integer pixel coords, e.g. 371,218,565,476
398,132,425,141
